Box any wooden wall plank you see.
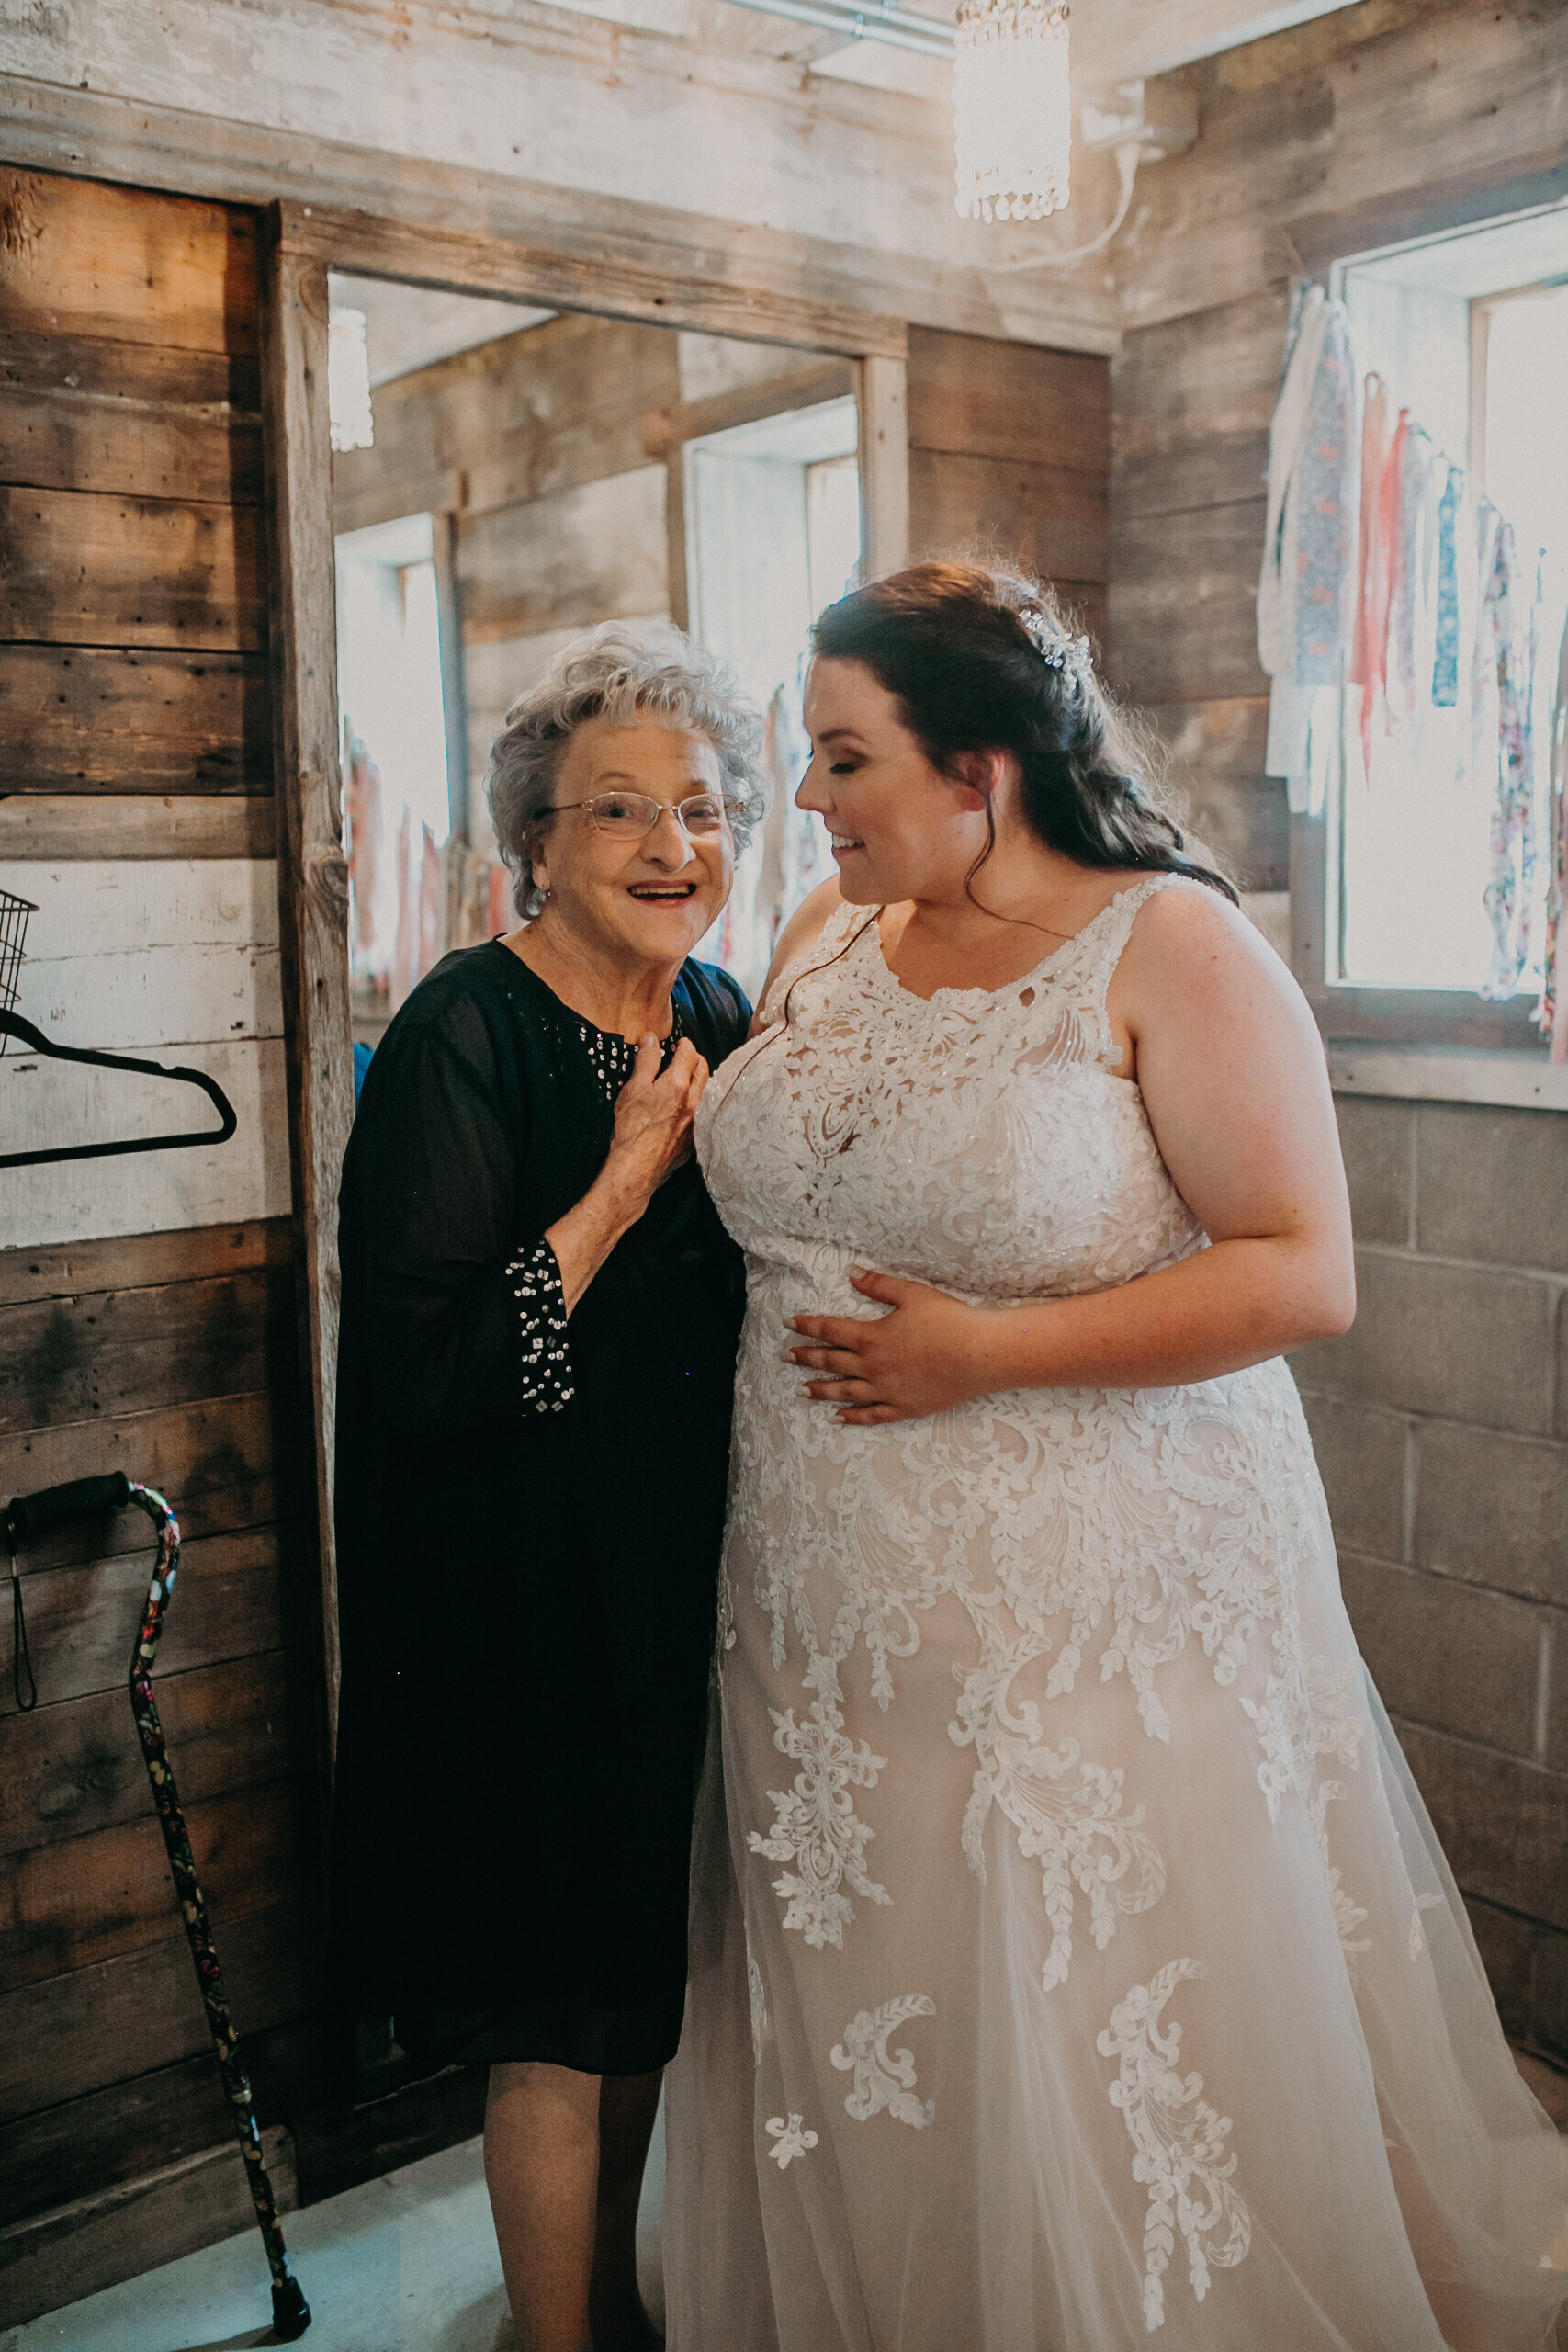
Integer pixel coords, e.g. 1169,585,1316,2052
1145,696,1287,889
0,1218,292,1308
0,486,265,652
0,169,260,357
0,646,273,795
4,1524,310,1721
333,311,682,535
0,1901,321,2124
1110,287,1286,522
0,1038,292,1250
456,465,670,642
0,2015,319,2227
0,333,264,505
0,1649,311,1858
908,448,1108,583
908,326,1109,475
1107,498,1268,705
0,1779,314,1994
0,1390,305,1572
0,797,276,860
0,1263,297,1438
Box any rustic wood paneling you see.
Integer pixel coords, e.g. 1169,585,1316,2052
0,486,265,651
0,796,277,860
1111,287,1287,521
907,326,1108,476
1144,695,1287,888
0,1389,304,1573
0,1901,321,2123
0,169,261,356
0,1648,312,1858
4,1525,310,1721
456,465,669,642
0,1218,293,1308
0,2015,319,2227
1108,498,1268,706
0,329,264,505
0,1263,297,1436
908,449,1108,583
0,1778,315,1992
333,311,682,534
0,645,273,795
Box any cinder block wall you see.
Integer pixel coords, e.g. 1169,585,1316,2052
1292,1101,1568,2052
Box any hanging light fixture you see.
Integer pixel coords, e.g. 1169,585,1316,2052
953,0,1071,223
328,307,375,454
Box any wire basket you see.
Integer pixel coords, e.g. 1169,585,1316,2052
0,888,38,1061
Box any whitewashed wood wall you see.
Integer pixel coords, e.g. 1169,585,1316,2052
0,861,290,1248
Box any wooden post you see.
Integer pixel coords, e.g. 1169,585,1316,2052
259,218,353,1756
433,509,471,845
855,355,909,582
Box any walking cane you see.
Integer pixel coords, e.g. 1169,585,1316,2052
5,1472,310,2340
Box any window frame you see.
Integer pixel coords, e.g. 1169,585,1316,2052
1294,235,1563,1053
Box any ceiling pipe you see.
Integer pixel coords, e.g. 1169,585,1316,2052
723,0,956,57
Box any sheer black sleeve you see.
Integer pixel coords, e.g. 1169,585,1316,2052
345,987,573,1433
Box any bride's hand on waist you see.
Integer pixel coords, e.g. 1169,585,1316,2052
785,1268,987,1424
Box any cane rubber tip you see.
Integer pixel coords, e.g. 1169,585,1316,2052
271,2276,311,2338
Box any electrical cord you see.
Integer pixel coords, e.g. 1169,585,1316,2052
982,140,1142,272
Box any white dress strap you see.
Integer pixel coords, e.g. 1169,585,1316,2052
759,895,876,1025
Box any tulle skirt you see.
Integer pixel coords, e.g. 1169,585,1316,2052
663,1364,1565,2351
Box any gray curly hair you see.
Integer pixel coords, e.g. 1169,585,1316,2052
484,621,769,921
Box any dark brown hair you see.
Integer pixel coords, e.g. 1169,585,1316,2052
810,562,1237,906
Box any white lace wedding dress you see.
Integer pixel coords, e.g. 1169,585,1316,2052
663,879,1565,2352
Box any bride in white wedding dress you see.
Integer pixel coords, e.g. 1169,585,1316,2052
662,564,1565,2352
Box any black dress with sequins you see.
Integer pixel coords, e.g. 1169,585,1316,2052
329,939,750,2075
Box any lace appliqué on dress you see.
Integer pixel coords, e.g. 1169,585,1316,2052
831,1994,936,2128
748,1660,890,1950
1098,1959,1251,2333
765,2112,818,2168
508,1238,574,1412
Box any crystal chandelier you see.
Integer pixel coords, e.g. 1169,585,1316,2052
953,0,1071,223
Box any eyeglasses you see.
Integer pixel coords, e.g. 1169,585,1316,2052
542,791,736,841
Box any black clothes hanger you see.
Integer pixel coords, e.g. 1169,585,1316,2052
0,1009,238,1170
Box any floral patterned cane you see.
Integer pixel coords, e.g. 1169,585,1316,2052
125,1481,312,2341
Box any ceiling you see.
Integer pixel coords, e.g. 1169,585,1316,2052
512,0,1365,106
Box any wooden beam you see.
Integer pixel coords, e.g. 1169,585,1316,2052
257,223,351,1751
856,356,909,581
0,77,1121,357
280,204,906,363
642,361,855,456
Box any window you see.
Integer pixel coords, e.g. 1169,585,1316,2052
1308,205,1568,1050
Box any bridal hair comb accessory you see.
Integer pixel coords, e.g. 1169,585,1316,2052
1019,607,1092,690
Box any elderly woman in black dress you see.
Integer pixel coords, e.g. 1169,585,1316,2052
330,625,763,2352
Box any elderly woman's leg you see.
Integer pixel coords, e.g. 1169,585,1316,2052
485,2061,599,2352
484,2060,664,2352
590,2070,664,2352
